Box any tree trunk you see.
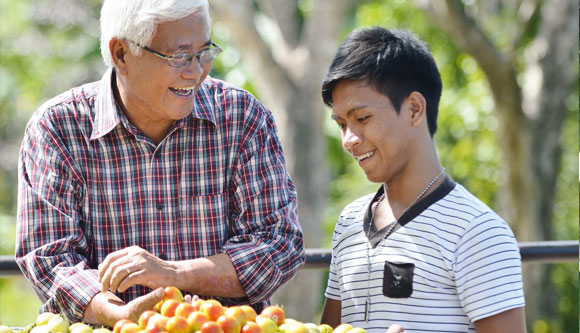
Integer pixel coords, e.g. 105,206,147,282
210,0,350,322
416,0,578,325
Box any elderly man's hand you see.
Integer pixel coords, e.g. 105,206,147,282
84,288,165,327
116,288,165,324
98,246,177,293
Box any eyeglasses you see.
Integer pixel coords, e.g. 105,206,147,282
126,40,222,67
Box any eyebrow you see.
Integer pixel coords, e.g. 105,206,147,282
172,40,213,53
330,106,368,120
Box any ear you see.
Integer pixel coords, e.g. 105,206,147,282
406,91,427,128
110,38,130,76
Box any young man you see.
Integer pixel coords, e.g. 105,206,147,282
319,27,526,332
15,0,304,326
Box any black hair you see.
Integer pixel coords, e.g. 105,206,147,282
321,27,442,136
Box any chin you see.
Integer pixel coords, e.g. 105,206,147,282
169,105,194,119
363,172,382,184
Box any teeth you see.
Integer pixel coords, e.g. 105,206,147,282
172,86,195,91
170,86,194,96
354,151,374,162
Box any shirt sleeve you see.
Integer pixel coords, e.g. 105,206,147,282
15,113,100,322
222,99,305,304
454,211,526,322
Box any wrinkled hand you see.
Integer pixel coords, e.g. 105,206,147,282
98,246,176,293
385,324,406,333
97,288,165,327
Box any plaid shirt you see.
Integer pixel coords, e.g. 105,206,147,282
16,69,305,321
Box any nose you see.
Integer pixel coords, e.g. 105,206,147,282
181,58,205,80
342,126,362,150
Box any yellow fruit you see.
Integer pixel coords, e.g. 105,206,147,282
332,324,352,333
46,314,69,333
70,323,93,333
304,324,319,333
69,323,84,331
346,328,366,333
36,313,57,326
0,325,14,333
255,316,277,333
30,326,53,333
317,324,333,333
92,329,112,333
284,322,308,333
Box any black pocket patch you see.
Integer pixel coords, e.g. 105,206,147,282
383,261,414,298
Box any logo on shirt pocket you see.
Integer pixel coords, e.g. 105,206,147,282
383,261,414,298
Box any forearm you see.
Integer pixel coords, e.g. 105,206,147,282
320,298,342,328
474,307,526,333
16,251,100,322
83,292,125,327
172,252,246,298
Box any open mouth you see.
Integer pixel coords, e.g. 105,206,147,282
354,151,374,162
169,86,195,97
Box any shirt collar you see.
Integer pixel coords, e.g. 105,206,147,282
191,77,216,126
90,69,217,141
90,68,121,140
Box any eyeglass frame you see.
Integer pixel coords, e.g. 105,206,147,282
126,39,222,67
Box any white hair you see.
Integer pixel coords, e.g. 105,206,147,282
99,0,211,68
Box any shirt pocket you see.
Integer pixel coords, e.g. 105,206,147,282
178,192,229,258
383,261,414,298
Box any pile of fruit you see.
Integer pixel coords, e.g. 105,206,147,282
118,286,364,333
0,312,111,333
0,286,365,333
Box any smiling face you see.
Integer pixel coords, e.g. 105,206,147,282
331,79,421,183
114,13,213,126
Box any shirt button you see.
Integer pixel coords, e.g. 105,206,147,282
156,202,164,211
159,253,168,260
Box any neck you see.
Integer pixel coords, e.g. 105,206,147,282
383,145,443,215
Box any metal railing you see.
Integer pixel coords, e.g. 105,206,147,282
0,240,577,276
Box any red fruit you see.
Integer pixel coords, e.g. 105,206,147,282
224,307,248,327
191,299,205,311
114,319,134,333
161,299,181,318
239,306,257,323
155,286,184,312
166,316,189,333
200,299,225,321
174,302,196,319
144,326,164,333
200,321,224,333
147,314,169,332
260,306,285,326
186,311,209,332
217,315,241,333
139,310,158,329
241,322,263,333
120,323,141,333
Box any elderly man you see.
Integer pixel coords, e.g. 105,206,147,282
16,0,304,326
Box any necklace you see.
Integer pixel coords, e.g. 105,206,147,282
363,167,445,322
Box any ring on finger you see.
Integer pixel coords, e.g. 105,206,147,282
125,266,131,275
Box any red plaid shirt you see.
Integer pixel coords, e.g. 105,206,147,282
16,69,304,321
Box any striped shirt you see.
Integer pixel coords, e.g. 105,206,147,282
16,68,305,321
326,177,525,332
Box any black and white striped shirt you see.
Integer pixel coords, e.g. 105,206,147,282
326,177,525,332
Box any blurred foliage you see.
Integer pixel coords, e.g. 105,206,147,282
0,0,577,331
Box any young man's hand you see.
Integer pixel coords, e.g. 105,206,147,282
386,324,406,333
